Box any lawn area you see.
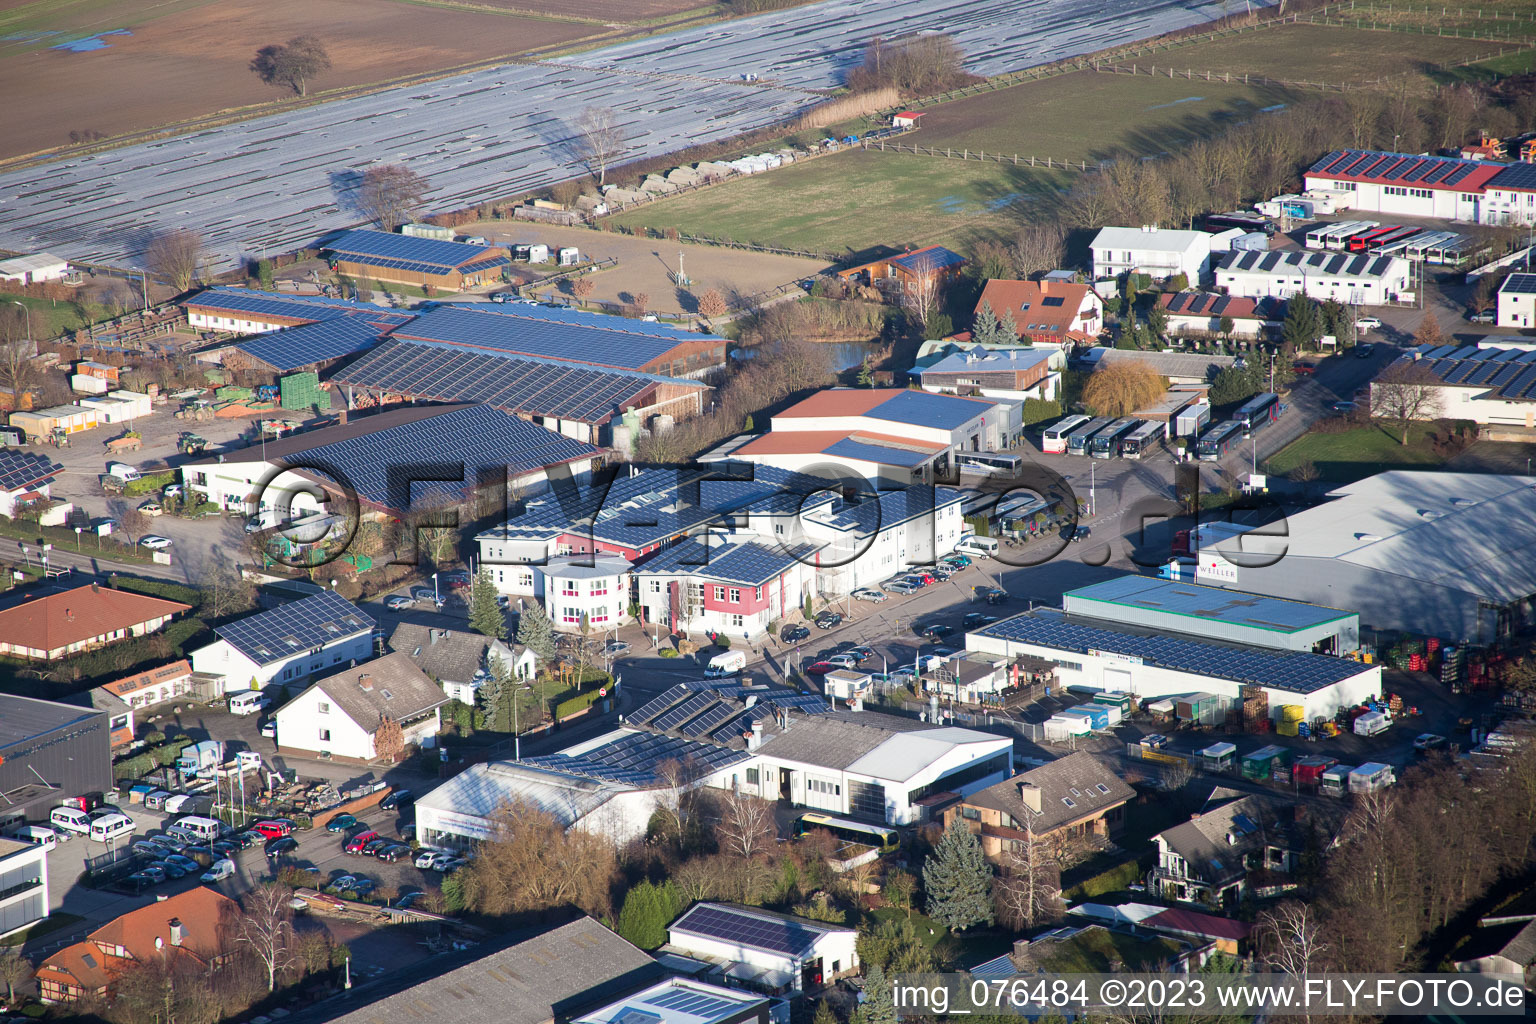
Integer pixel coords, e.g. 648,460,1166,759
867,905,1014,969
1266,422,1452,482
0,911,84,947
1335,0,1536,44
0,290,105,338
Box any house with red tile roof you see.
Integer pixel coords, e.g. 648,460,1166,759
975,279,1102,347
1157,291,1283,338
36,887,238,1003
0,583,190,662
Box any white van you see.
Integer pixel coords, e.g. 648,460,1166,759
50,807,91,835
228,691,269,716
7,825,57,852
172,815,222,843
956,536,999,557
704,650,747,679
88,812,135,843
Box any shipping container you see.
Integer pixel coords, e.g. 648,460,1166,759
1348,762,1395,793
1321,764,1354,796
1293,755,1336,785
1241,744,1288,780
1067,704,1114,730
1198,741,1236,772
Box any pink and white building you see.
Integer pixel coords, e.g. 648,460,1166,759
632,537,818,641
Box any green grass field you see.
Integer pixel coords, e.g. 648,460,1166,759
0,291,104,337
1266,422,1450,481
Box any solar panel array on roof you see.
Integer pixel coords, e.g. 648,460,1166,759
184,287,413,326
330,337,658,423
1219,249,1395,280
633,538,820,586
713,703,773,743
974,615,1371,693
1405,343,1536,401
325,229,500,271
517,731,747,786
643,988,742,1019
0,449,63,490
438,301,723,345
1488,163,1536,191
234,316,384,372
393,306,684,371
766,694,833,715
682,701,741,738
653,693,717,732
1308,148,1496,187
671,904,822,957
215,589,374,666
631,684,691,726
891,246,965,273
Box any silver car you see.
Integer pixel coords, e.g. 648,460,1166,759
852,588,887,602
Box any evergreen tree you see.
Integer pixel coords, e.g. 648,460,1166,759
1146,302,1169,341
468,568,506,640
972,301,1002,345
477,660,514,733
616,882,668,949
516,600,557,664
856,358,875,387
996,307,1018,342
862,964,897,1024
1281,293,1322,351
743,413,755,432
812,999,838,1024
923,817,994,931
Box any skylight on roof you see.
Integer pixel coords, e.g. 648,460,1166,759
1062,797,1076,808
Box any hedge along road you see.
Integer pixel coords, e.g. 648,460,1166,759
0,0,1271,274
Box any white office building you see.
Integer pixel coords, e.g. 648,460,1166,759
188,590,374,692
0,837,48,939
1214,250,1411,306
1090,227,1219,284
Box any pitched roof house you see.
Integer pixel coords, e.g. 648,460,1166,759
36,887,238,1003
1150,787,1314,908
0,583,189,661
389,622,533,702
975,279,1103,347
944,751,1135,862
273,651,448,762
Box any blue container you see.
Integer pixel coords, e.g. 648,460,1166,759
1068,704,1112,730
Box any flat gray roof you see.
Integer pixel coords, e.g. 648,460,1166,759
0,694,103,749
1065,575,1353,634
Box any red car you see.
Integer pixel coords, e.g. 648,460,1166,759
1293,362,1317,376
345,830,380,853
804,661,835,676
250,820,291,839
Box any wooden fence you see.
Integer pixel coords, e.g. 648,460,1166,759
858,138,1091,171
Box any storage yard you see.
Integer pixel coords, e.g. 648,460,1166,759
0,0,1265,272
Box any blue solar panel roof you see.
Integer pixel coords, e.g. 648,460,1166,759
1488,163,1536,191
393,306,687,371
671,904,825,957
816,483,964,533
517,730,747,786
974,615,1372,694
183,286,414,326
214,589,374,666
0,449,62,490
824,438,934,468
867,390,991,430
437,302,724,345
891,246,966,274
235,316,384,371
269,404,598,512
324,229,501,271
632,538,820,585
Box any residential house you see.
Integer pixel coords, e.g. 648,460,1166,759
1090,226,1219,285
1150,787,1308,908
835,245,966,299
1498,272,1536,328
0,449,64,518
944,751,1135,863
273,652,448,762
1454,917,1536,983
914,346,1059,405
975,279,1103,348
0,582,189,662
0,837,49,940
539,554,633,634
389,623,532,703
188,589,374,693
1156,292,1282,339
633,538,818,641
666,902,857,994
36,888,237,1003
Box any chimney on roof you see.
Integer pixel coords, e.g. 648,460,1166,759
65,608,73,621
747,719,764,751
1018,780,1042,814
91,582,100,593
337,407,348,426
168,919,186,947
358,673,374,691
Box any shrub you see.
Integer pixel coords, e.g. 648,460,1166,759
555,688,604,720
659,648,679,659
715,635,731,650
123,471,176,497
112,577,203,611
1065,858,1144,900
1021,397,1061,426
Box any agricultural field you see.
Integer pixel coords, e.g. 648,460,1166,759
0,0,602,160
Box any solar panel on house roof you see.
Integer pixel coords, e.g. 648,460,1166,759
644,989,742,1018
235,316,384,372
892,247,965,273
672,905,822,957
0,450,63,490
215,590,374,666
654,694,718,732
632,685,692,725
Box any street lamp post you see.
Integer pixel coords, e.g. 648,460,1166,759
7,301,30,349
432,572,439,603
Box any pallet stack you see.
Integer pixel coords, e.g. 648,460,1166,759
280,371,331,411
1242,685,1269,733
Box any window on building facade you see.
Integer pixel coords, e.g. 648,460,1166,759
730,614,744,628
713,586,725,601
728,588,740,603
319,728,331,742
755,586,762,601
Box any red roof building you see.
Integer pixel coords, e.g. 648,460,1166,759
0,583,190,662
1157,291,1282,338
975,279,1103,347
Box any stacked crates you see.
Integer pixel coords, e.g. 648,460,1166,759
1242,685,1270,734
215,385,252,403
1441,646,1464,687
280,372,332,411
1276,704,1305,738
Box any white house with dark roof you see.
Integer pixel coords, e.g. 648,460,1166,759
1497,273,1536,328
389,623,532,701
274,652,447,761
1090,226,1218,284
188,589,374,692
666,903,857,994
0,449,64,519
1214,249,1411,305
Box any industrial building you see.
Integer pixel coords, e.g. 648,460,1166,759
181,402,599,520
1213,250,1411,305
1192,471,1536,642
323,229,511,292
1062,575,1360,654
1303,150,1503,222
0,694,111,825
667,903,857,994
0,253,70,285
967,608,1381,723
0,837,48,940
1378,344,1536,428
188,589,375,692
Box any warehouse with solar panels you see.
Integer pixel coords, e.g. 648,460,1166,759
1381,344,1536,427
323,229,512,291
1304,149,1505,222
666,903,857,994
1214,249,1412,306
188,589,375,692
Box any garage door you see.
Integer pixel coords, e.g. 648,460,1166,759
1105,668,1132,692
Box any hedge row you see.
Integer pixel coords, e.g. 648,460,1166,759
112,736,194,780
112,577,203,611
1065,857,1145,900
556,688,605,720
123,471,176,497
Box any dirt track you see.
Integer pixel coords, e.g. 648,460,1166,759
460,220,830,316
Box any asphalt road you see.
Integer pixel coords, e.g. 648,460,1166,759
0,0,1270,272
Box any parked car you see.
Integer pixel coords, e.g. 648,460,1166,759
201,859,236,883
1292,361,1317,376
605,640,630,655
1469,310,1496,324
139,535,172,550
962,612,999,628
164,854,200,875
780,624,810,643
138,864,168,884
1330,401,1357,414
211,840,239,858
904,573,936,587
346,831,381,853
414,849,441,869
1064,525,1091,543
125,870,160,889
395,890,425,909
350,878,379,896
431,855,460,872
155,858,188,879
250,820,291,839
440,571,470,586
375,844,411,863
440,858,467,874
1413,733,1448,753
326,814,359,833
1355,317,1382,331
826,654,860,670
803,661,835,676
851,588,887,602
919,623,954,641
926,646,956,659
139,501,163,517
1354,342,1377,358
386,596,412,611
236,831,266,848
941,554,971,568
883,582,918,595
131,840,167,858
327,874,359,893
380,790,413,811
265,836,299,860
361,838,390,857
814,611,842,629
848,645,876,662
259,720,276,738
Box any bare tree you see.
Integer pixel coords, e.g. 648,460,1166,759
1371,360,1444,445
651,756,696,845
716,789,775,858
250,35,332,97
571,107,625,186
119,507,150,545
1011,223,1067,280
1256,901,1330,975
0,947,30,1005
0,309,35,402
696,289,728,319
900,249,947,332
992,822,1062,930
237,882,299,992
572,276,595,308
459,799,618,918
146,228,203,292
355,164,430,233
374,714,405,761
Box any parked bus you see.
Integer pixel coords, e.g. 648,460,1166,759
1232,392,1281,432
1196,420,1244,461
1065,417,1115,456
1089,418,1141,459
1365,225,1422,253
1348,225,1404,252
1307,220,1378,250
1327,223,1383,250
956,452,1024,477
1119,420,1167,460
1041,414,1090,454
793,813,899,852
